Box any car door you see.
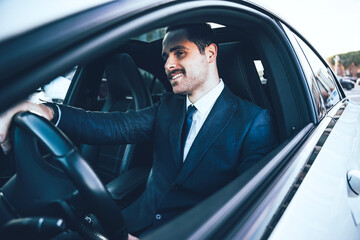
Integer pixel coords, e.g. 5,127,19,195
264,23,360,240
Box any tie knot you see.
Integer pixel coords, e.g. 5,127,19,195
187,105,197,119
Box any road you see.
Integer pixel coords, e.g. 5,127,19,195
344,83,360,104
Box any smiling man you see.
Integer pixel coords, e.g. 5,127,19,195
0,23,278,238
162,25,219,103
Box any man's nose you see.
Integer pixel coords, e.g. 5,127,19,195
164,56,176,71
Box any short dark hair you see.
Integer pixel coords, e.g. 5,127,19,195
166,23,217,54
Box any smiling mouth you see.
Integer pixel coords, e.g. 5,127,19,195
171,73,183,80
168,70,185,81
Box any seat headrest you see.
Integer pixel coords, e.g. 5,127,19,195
105,53,152,110
217,42,271,111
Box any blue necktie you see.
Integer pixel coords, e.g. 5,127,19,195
182,105,197,148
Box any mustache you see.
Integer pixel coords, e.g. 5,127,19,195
167,69,185,80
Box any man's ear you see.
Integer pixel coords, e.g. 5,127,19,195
206,43,217,63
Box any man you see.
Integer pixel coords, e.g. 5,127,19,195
0,23,278,236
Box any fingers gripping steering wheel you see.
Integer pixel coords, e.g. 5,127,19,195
2,112,127,239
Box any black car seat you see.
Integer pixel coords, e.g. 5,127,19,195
217,42,272,112
81,53,153,184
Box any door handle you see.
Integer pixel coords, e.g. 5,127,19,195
347,170,360,197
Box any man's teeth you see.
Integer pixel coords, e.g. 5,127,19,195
172,73,183,80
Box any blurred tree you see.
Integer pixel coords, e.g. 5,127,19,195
328,50,360,68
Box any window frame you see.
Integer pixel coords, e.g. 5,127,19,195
280,23,327,120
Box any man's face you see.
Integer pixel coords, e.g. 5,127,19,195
162,29,209,96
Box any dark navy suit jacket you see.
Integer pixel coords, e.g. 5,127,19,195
57,86,278,233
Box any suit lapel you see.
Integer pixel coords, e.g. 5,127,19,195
175,87,238,183
168,97,186,169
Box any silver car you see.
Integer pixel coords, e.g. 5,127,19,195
0,1,359,239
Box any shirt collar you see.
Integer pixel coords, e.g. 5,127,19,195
186,79,224,114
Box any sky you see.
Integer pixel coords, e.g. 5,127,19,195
250,0,360,59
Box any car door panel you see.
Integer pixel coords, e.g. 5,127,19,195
269,101,360,240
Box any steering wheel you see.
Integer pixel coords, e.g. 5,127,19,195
1,112,128,240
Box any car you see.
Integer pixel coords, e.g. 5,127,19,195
345,77,357,83
1,1,360,240
338,76,355,90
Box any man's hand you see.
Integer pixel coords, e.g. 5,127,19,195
0,101,54,154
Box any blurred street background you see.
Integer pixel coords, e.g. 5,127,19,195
252,0,360,104
345,84,360,104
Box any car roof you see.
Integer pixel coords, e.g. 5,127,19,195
0,0,112,42
0,0,290,45
0,0,173,42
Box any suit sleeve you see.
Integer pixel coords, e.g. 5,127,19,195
238,109,278,174
56,102,159,145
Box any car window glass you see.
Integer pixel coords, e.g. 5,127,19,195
294,35,340,110
281,24,326,119
29,66,76,104
132,28,167,42
131,23,224,43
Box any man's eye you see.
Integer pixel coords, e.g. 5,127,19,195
176,51,185,57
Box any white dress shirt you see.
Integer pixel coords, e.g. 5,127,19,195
183,80,224,161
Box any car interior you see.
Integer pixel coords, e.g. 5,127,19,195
56,23,311,186
0,7,321,238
